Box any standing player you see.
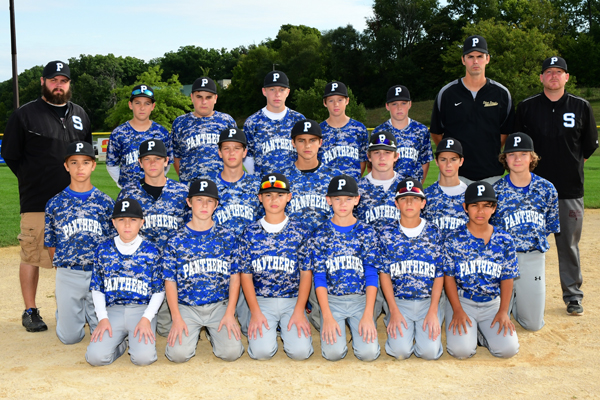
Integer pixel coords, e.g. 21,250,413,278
492,132,559,330
2,60,91,332
319,81,368,181
379,179,444,360
206,128,263,236
282,119,340,232
310,175,380,362
422,138,469,234
430,35,514,184
45,141,115,344
86,198,164,366
514,56,598,316
106,84,173,188
238,173,314,361
163,179,244,363
444,182,519,359
171,77,237,184
372,85,433,182
243,71,305,177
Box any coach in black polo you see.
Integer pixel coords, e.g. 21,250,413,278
514,56,598,316
430,35,514,184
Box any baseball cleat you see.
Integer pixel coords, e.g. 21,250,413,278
566,301,583,316
22,308,48,332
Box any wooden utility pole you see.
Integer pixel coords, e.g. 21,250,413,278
10,0,19,109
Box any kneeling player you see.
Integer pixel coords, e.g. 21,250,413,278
239,173,313,360
86,199,164,366
310,175,380,362
444,182,519,359
163,179,244,362
379,178,444,360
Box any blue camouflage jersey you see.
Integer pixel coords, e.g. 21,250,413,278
205,171,263,236
282,162,339,232
45,188,115,271
422,182,468,235
491,173,560,252
443,224,519,302
238,219,311,298
163,225,239,306
309,221,380,296
90,239,164,307
379,220,444,299
106,121,173,188
171,111,237,183
372,119,433,181
319,119,368,181
117,178,189,249
356,174,403,231
244,108,305,177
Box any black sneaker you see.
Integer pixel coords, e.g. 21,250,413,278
22,308,48,332
566,300,584,316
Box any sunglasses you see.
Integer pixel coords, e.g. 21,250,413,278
397,186,424,195
369,136,395,147
261,180,287,190
131,88,154,97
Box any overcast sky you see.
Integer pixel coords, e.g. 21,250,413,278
0,0,374,82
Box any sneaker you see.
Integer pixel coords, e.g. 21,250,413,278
566,300,584,316
22,308,48,332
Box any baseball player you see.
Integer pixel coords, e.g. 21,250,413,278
372,85,433,183
282,119,340,233
514,56,598,316
163,179,244,363
243,71,305,177
430,35,514,184
310,175,380,361
171,77,237,184
86,198,164,366
319,81,368,181
238,173,314,360
378,178,444,360
422,137,469,234
491,132,559,331
205,128,263,236
444,182,520,359
45,141,115,345
106,84,173,188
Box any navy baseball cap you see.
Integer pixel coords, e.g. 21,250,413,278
395,178,425,200
368,131,397,152
264,70,290,88
386,85,411,103
323,81,348,98
43,60,70,79
65,141,94,160
139,139,168,158
435,137,464,157
130,84,155,102
291,119,322,138
112,198,144,219
327,175,359,197
218,128,247,146
192,77,217,94
463,35,488,55
542,56,568,73
504,132,534,153
188,179,219,200
464,181,497,204
259,173,290,194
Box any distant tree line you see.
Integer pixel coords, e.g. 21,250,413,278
1,0,598,131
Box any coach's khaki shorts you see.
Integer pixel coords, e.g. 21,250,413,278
18,212,52,269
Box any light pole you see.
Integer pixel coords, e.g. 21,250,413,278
9,0,19,109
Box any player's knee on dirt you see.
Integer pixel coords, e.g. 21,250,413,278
385,338,413,360
57,326,85,345
165,345,194,363
284,341,313,361
130,350,158,366
489,339,519,359
321,342,348,361
414,341,442,361
213,341,244,362
353,342,380,362
85,351,114,367
248,341,278,360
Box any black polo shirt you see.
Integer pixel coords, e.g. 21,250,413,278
431,78,514,181
514,91,598,199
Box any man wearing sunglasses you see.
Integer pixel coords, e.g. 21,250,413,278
3,60,92,333
106,84,173,188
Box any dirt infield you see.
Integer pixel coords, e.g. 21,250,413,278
1,211,599,399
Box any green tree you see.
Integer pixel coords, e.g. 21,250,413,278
0,65,44,131
104,65,191,131
293,79,366,123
